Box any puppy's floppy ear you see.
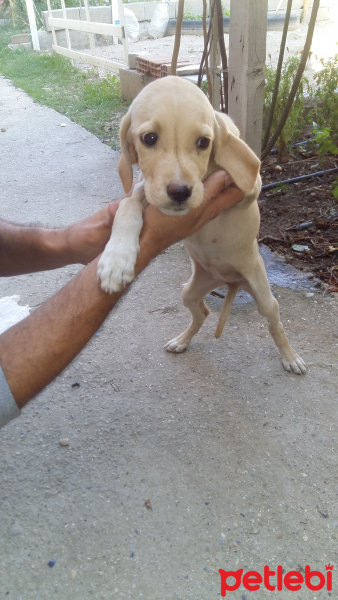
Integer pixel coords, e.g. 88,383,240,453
118,110,138,192
213,112,260,194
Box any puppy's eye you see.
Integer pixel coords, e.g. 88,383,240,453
197,137,211,149
197,137,210,149
141,133,158,147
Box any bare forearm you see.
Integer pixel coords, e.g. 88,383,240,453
0,219,71,275
0,241,154,409
0,205,117,275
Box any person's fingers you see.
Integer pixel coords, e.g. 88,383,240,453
205,185,244,219
203,170,234,201
107,201,121,223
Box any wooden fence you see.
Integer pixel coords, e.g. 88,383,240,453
46,0,129,74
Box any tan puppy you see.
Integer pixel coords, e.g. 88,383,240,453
98,76,306,374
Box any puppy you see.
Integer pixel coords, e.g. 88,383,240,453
97,76,306,374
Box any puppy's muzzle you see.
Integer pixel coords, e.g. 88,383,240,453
167,184,192,204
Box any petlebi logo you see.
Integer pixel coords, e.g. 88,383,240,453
219,564,334,596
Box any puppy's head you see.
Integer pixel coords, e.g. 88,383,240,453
119,76,260,215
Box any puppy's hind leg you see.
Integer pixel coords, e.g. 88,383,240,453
165,260,223,353
245,255,306,374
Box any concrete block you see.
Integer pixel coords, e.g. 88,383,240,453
11,33,30,44
37,29,91,51
142,1,176,21
184,0,208,17
128,51,149,69
143,1,159,21
119,67,153,101
8,41,32,50
126,3,146,22
83,6,111,23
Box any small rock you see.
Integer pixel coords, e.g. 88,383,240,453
59,438,70,447
48,559,56,567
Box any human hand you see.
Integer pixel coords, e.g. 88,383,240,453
139,170,244,261
63,201,121,265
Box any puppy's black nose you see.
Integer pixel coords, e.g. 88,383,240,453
167,184,192,203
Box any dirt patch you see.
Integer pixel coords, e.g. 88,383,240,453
259,149,338,292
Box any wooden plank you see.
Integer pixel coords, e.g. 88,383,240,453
46,0,57,46
25,0,40,50
52,44,126,73
60,0,71,50
209,1,221,110
48,16,124,37
116,0,129,66
111,0,119,44
83,0,98,75
302,0,310,21
228,0,268,156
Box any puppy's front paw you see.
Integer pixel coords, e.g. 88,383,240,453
97,250,136,293
281,354,307,375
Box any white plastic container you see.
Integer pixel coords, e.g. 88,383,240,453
148,1,169,39
0,296,30,334
124,7,140,43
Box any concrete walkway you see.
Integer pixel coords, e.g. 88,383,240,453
0,76,337,599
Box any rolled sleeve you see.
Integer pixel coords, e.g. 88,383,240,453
0,366,20,429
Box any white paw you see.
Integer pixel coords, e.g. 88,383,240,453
97,250,136,293
281,355,307,375
164,337,189,353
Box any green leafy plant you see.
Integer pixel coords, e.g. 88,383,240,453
310,53,338,145
332,179,338,199
272,182,289,194
264,54,312,157
312,126,338,155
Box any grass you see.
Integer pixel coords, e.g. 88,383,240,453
0,23,128,148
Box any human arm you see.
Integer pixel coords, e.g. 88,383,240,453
0,203,120,276
0,171,244,411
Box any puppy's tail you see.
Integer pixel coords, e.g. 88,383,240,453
215,284,240,339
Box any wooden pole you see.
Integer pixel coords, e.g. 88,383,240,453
83,0,98,75
228,0,268,155
210,0,221,110
25,0,40,50
302,0,310,22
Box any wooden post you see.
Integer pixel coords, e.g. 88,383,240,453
47,0,57,47
301,0,310,22
25,0,40,50
209,0,221,110
83,0,98,75
228,0,268,156
60,0,72,51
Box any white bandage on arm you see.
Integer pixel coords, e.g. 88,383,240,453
0,366,20,429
